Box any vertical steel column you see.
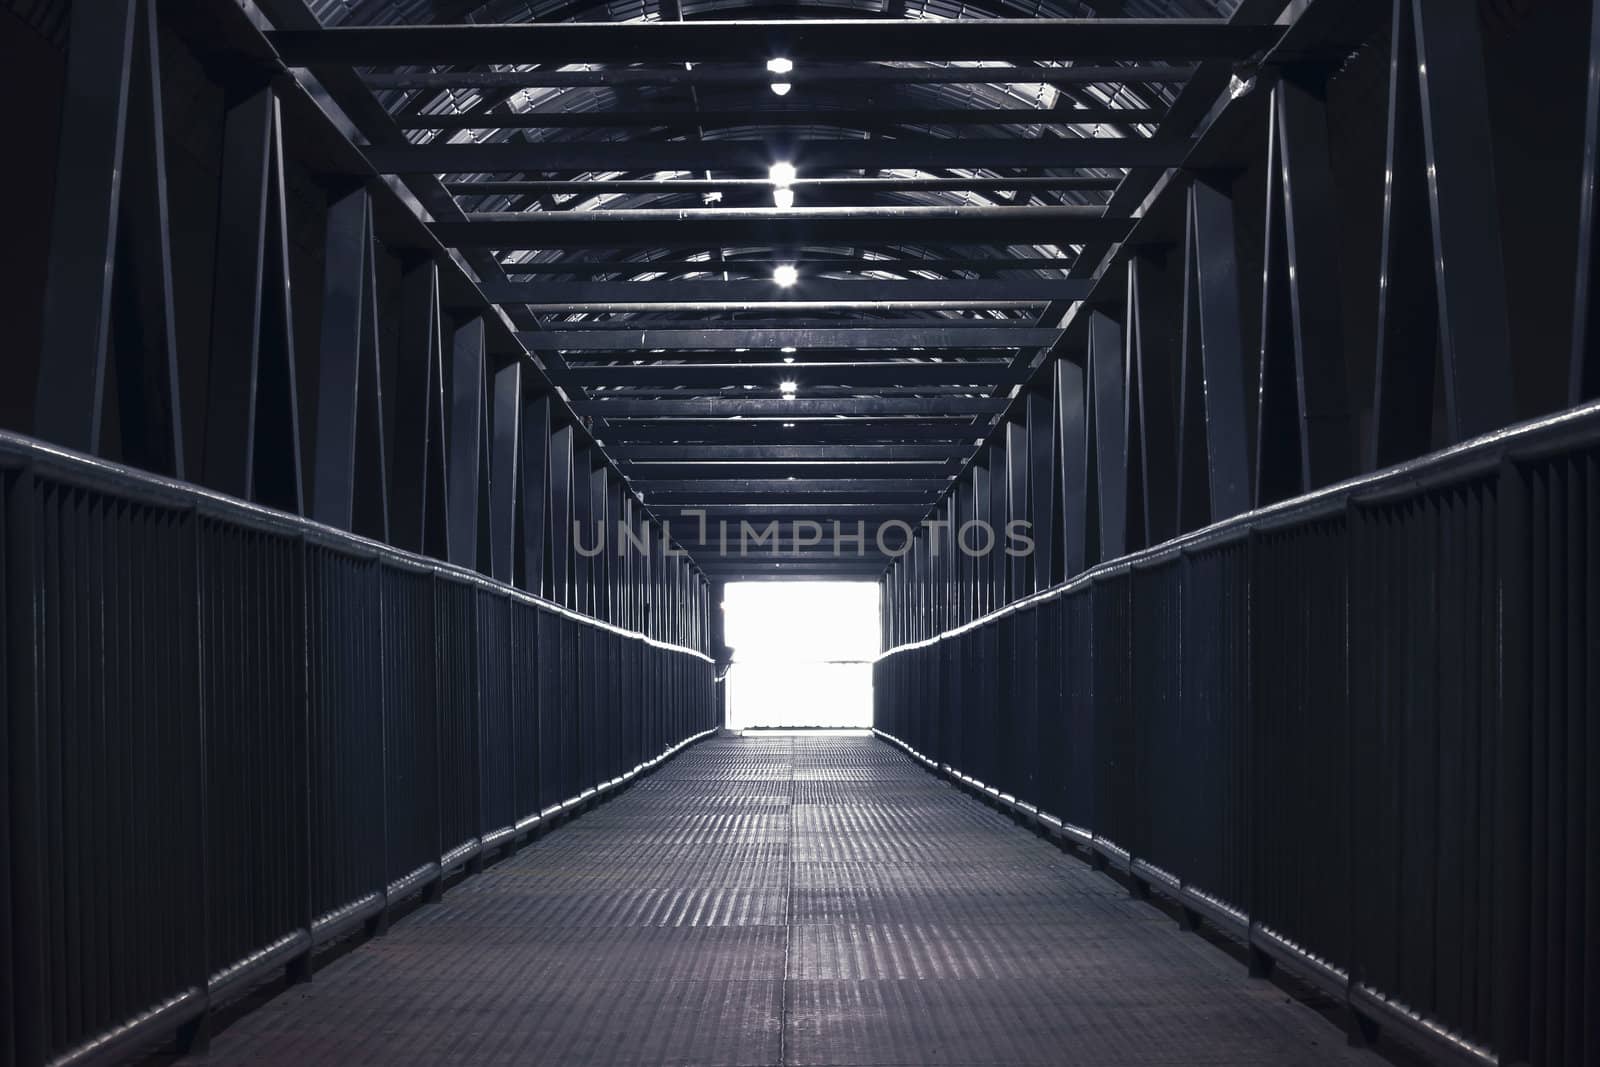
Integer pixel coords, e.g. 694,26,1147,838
1275,78,1355,490
1090,311,1128,561
548,425,574,608
1180,179,1252,527
1005,420,1029,598
1370,0,1441,469
1057,358,1089,578
311,187,389,541
1126,258,1178,549
987,439,1009,605
1412,0,1515,440
36,0,184,476
1572,0,1600,404
518,396,550,596
1256,91,1304,507
203,87,303,513
487,361,521,585
1026,390,1057,591
445,318,486,571
390,261,448,557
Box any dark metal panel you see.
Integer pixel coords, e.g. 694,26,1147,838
34,1,137,458
1057,359,1088,577
389,262,449,556
432,204,1145,246
1005,420,1030,597
1369,0,1440,470
446,319,487,571
1127,258,1178,548
1027,390,1058,591
311,188,389,541
518,394,551,596
488,363,521,585
271,20,1281,66
1090,311,1128,560
572,445,595,616
1254,99,1304,509
204,88,277,502
1274,79,1355,490
1573,0,1600,404
1187,180,1252,523
1412,0,1515,441
548,425,574,607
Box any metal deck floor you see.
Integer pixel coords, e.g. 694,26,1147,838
182,734,1388,1066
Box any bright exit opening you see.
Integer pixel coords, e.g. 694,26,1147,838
720,581,880,730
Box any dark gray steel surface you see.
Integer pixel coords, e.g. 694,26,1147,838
180,734,1384,1066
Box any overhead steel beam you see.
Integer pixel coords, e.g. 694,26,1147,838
481,277,1092,305
440,205,1128,250
614,443,969,461
598,420,989,442
623,462,951,480
405,105,1163,130
563,362,1023,388
270,20,1282,66
523,327,1059,351
364,64,1199,91
644,490,936,504
635,478,946,493
546,317,1043,331
581,397,1009,417
459,178,1116,199
370,139,1186,176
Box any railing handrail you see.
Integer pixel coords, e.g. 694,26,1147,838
876,396,1600,661
0,428,713,663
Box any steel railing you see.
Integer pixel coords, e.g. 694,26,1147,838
874,399,1600,1067
0,431,717,1067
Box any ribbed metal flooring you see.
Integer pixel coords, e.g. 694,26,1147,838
183,734,1387,1066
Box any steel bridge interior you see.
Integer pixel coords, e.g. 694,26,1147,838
0,0,1597,1064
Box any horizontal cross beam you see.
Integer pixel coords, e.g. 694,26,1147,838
270,20,1282,66
621,462,952,479
563,362,1024,387
462,177,1117,198
597,421,991,442
482,278,1090,306
405,105,1162,130
634,478,948,493
523,327,1060,350
644,490,937,504
363,64,1199,91
613,444,971,461
368,138,1185,175
580,397,1010,417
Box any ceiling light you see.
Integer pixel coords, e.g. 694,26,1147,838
773,264,798,287
781,345,797,353
782,422,796,429
769,161,796,186
782,356,795,363
766,57,794,75
773,187,795,209
770,82,793,96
